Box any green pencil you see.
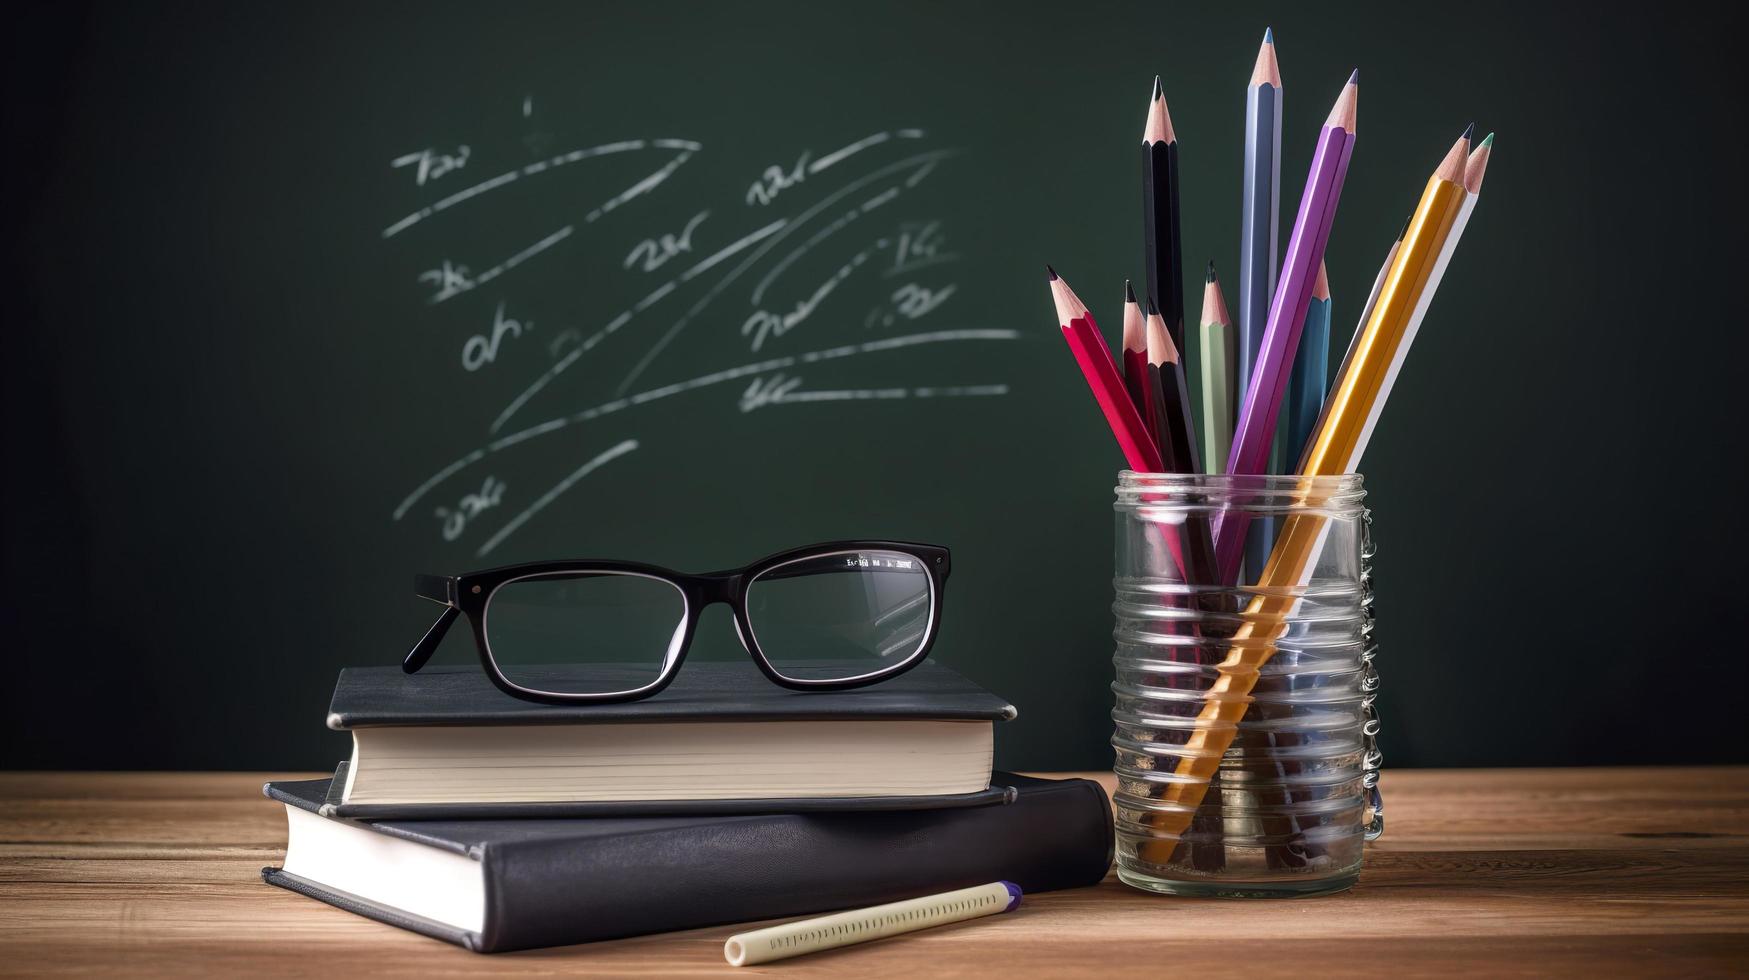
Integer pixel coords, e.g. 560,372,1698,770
1197,261,1235,473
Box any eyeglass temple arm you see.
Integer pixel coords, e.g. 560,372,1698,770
415,574,456,605
403,575,459,674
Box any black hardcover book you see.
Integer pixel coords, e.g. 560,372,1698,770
262,772,1113,953
324,660,1017,817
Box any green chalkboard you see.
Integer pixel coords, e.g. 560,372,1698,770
7,1,1746,771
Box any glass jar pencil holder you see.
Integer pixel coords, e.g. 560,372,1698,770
1110,472,1381,898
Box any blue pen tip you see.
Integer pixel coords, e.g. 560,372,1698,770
1263,26,1273,43
1001,881,1023,912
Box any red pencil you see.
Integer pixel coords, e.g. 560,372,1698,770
1120,280,1158,452
1048,267,1164,473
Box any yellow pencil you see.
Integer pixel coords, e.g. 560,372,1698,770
1141,129,1476,853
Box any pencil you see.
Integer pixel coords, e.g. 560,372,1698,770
1121,281,1157,451
1339,128,1486,459
1322,131,1484,439
725,882,1022,966
1272,260,1332,853
1141,128,1479,854
1237,28,1281,461
1048,267,1164,473
1237,30,1284,581
1331,217,1407,392
1316,126,1473,470
1145,302,1201,475
1142,76,1185,351
1400,127,1487,331
1148,298,1222,655
1146,298,1229,869
1285,261,1332,464
1216,70,1358,584
1198,262,1235,473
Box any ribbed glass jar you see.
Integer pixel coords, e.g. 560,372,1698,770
1110,472,1380,898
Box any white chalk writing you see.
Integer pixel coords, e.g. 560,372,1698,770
463,304,532,372
393,146,471,186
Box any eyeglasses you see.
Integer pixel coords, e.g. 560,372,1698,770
403,541,950,704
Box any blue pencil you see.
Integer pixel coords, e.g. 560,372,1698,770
1238,29,1281,397
1239,28,1281,581
1286,261,1332,466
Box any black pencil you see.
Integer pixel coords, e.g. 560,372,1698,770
1149,296,1231,873
1145,301,1201,475
1142,76,1185,353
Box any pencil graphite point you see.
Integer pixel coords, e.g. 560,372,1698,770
1264,26,1273,43
1479,132,1494,149
1152,74,1163,100
1461,121,1476,142
1347,68,1359,85
1145,298,1160,317
1205,260,1217,283
1045,264,1058,281
1125,280,1137,303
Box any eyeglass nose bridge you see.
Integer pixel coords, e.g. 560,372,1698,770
692,571,743,607
690,572,753,655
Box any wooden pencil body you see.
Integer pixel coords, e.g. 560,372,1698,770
1062,318,1164,473
1237,78,1281,438
1198,319,1234,474
1217,110,1355,584
1286,295,1332,464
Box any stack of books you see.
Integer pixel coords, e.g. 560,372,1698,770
263,660,1113,952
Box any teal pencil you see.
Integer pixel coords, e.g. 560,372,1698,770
1285,261,1331,465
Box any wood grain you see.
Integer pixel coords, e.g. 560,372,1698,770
2,768,1746,976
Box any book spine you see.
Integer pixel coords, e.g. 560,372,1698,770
477,779,1113,952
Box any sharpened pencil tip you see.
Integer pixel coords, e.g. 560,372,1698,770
1463,132,1495,193
1125,280,1136,303
1143,78,1176,143
1145,298,1159,317
1045,264,1058,281
1324,72,1359,132
1205,260,1216,283
1264,26,1273,43
1461,122,1476,141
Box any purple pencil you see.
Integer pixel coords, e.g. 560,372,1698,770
1216,70,1358,584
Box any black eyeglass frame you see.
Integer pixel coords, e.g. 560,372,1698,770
403,540,951,705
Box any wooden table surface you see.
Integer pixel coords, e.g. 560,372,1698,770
2,768,1746,977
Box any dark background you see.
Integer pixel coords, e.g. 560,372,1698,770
4,1,1744,773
